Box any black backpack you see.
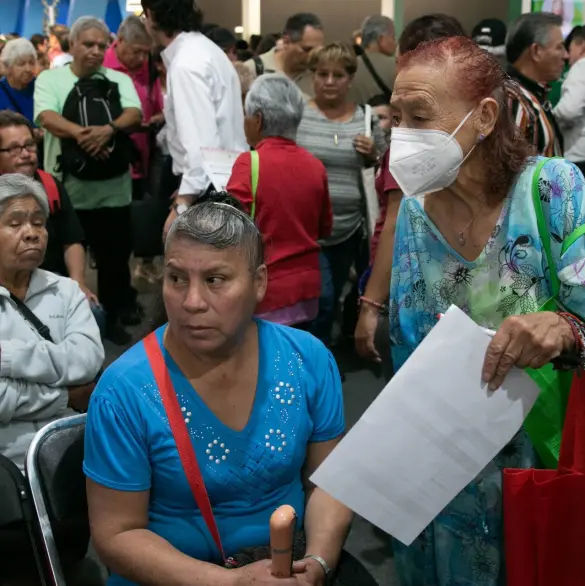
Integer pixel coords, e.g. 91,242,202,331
59,73,133,181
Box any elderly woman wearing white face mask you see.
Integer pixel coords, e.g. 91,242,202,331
381,36,585,586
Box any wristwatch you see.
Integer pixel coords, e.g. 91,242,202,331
108,121,119,134
303,554,331,580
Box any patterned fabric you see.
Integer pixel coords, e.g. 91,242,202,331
389,157,585,585
507,67,563,157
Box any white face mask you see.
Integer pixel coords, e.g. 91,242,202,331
389,110,476,196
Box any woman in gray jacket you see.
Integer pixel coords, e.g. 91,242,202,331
0,173,104,470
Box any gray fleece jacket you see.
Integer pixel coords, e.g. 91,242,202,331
0,269,104,470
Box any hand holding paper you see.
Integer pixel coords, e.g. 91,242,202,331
311,306,540,545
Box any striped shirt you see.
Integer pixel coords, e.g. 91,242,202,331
506,66,563,157
297,103,387,246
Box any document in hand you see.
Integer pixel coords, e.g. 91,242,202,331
311,305,540,545
200,148,244,192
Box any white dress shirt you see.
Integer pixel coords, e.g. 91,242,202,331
162,32,248,195
554,57,585,163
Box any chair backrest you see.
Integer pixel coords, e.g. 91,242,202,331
26,414,88,586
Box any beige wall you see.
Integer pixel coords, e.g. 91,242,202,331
261,0,380,42
197,0,242,33
402,0,510,35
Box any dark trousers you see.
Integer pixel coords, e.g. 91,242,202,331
76,206,135,320
313,228,369,345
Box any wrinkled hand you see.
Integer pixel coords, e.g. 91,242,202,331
482,312,575,391
67,382,95,412
353,134,376,161
77,125,115,157
355,304,382,363
232,559,302,586
292,559,325,586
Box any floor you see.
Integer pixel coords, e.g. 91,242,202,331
94,273,399,585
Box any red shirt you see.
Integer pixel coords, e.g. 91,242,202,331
227,137,333,314
371,148,400,260
103,44,164,179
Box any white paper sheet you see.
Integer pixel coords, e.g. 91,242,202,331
200,148,244,192
311,306,540,546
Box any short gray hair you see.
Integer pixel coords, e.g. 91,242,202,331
1,38,37,67
117,15,151,45
506,12,562,64
166,197,264,271
70,16,110,43
244,74,304,141
361,15,395,47
0,174,49,218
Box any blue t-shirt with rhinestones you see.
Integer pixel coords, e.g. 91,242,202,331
83,320,344,584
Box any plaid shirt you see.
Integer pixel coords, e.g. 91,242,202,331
506,66,563,157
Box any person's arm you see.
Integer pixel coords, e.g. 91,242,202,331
0,281,104,386
362,188,402,305
554,64,585,129
34,71,82,140
88,482,238,586
301,345,352,581
302,439,353,579
226,153,253,214
0,378,68,424
170,62,219,196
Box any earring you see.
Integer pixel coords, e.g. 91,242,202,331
478,133,486,142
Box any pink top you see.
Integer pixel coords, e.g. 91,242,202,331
103,44,164,179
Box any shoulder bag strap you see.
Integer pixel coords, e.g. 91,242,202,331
0,82,25,116
250,150,259,220
360,52,392,101
143,332,227,563
9,294,54,342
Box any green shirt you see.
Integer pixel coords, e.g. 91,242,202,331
34,65,142,210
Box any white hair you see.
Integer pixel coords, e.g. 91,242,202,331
70,16,110,43
117,15,151,45
244,74,304,141
0,174,49,218
0,39,37,67
361,15,395,48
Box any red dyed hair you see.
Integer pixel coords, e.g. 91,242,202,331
398,36,532,201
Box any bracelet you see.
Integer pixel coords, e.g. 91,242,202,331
303,554,331,579
359,296,388,315
557,312,585,370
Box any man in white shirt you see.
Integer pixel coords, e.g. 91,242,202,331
554,27,585,175
141,0,247,223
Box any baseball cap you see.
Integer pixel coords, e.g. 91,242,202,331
472,18,507,55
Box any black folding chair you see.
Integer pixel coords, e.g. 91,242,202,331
0,454,47,585
26,414,104,586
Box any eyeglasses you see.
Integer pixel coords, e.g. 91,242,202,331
0,141,37,157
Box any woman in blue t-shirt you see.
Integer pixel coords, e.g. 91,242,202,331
0,39,37,123
84,193,355,586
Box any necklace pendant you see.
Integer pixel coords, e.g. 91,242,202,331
457,234,466,245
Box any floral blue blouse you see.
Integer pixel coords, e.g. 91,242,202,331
389,157,585,586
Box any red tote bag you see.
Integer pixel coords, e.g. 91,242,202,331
504,372,585,586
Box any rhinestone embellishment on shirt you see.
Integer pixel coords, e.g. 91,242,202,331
205,437,230,464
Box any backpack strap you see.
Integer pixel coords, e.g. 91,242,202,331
37,170,61,214
360,52,392,102
250,150,259,220
253,56,264,77
143,332,228,564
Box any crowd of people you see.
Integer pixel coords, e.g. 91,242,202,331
2,0,585,585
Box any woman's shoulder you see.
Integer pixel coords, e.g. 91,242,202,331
92,330,161,407
514,156,584,192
